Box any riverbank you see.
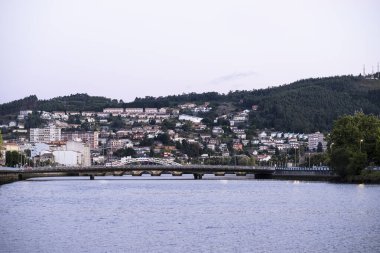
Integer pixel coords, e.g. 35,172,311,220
2,171,379,185
0,172,75,185
1,173,337,185
340,171,380,184
271,174,338,182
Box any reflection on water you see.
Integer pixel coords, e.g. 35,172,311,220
0,176,379,253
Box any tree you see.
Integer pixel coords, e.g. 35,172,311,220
201,117,214,127
110,116,125,129
68,115,81,124
81,120,91,131
140,136,154,146
317,142,323,153
180,140,201,158
5,151,27,167
161,119,176,131
155,133,172,145
182,122,192,132
25,111,43,128
113,148,136,158
328,113,380,178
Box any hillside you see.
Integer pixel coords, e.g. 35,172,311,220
0,94,120,116
1,75,380,132
128,75,380,132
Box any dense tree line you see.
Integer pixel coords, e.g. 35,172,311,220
129,75,380,132
5,151,28,167
0,94,120,116
328,113,380,180
0,95,38,116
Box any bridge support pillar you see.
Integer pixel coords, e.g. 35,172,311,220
193,173,203,180
150,170,162,176
90,175,95,180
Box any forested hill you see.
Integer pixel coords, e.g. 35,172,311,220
129,75,380,132
0,94,120,116
1,75,380,132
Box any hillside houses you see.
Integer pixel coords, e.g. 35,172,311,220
1,103,328,168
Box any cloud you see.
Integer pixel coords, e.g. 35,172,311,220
210,71,256,85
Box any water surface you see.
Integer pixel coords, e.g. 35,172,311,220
0,176,379,253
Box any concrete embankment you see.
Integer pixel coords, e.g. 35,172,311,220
271,174,338,182
0,172,75,185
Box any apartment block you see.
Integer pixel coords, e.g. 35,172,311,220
30,125,61,143
61,131,99,150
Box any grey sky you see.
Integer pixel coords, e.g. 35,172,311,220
1,0,379,103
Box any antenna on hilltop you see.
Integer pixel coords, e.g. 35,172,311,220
363,64,366,76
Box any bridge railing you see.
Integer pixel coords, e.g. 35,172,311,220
274,166,333,175
1,165,332,174
274,166,331,171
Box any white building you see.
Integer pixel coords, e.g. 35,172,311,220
20,110,33,116
53,141,91,167
30,143,50,157
9,121,17,127
109,139,133,150
61,131,99,150
52,111,66,119
145,108,158,113
103,108,123,116
66,141,91,166
179,103,197,109
82,111,96,117
53,150,80,166
179,114,203,123
124,108,144,114
259,131,267,139
67,111,80,115
40,111,52,120
30,125,61,143
159,108,167,114
97,112,110,118
308,132,326,151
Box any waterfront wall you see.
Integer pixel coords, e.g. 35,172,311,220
0,172,73,185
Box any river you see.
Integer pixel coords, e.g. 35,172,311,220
0,175,379,253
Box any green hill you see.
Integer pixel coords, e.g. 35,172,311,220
0,94,119,116
1,75,380,132
128,75,380,132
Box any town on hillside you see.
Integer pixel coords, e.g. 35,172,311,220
0,103,328,168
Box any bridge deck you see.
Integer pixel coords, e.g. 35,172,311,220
0,165,275,175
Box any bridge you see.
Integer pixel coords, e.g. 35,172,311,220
0,164,335,184
107,157,182,166
0,165,275,180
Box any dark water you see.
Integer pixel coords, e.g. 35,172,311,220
0,175,379,253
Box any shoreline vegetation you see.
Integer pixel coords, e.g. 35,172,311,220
328,113,380,184
340,170,380,184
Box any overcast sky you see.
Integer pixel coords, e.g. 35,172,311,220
1,0,379,104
